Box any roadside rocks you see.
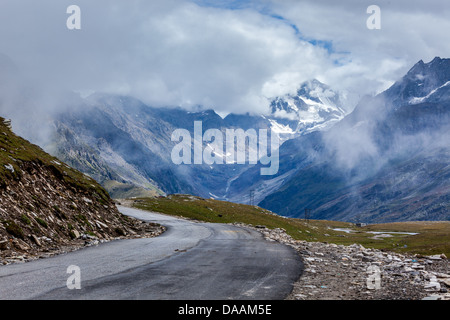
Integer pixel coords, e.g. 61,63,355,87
1,225,165,266
242,225,449,300
0,123,167,266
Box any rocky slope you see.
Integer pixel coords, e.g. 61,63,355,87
0,117,164,265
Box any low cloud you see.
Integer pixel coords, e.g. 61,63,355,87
0,0,331,116
0,0,449,118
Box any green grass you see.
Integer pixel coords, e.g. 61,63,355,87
35,217,48,229
103,180,163,199
132,194,450,257
21,214,32,225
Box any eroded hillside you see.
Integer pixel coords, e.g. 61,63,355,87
0,117,164,264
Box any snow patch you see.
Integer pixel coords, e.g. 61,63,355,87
409,81,450,104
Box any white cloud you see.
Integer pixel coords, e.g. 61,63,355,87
0,0,449,116
271,0,450,95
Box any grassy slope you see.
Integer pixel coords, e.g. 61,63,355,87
103,180,163,199
132,194,450,257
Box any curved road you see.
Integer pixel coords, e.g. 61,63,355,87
0,206,303,300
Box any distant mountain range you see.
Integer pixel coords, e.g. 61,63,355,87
43,78,351,201
258,57,450,222
1,54,448,223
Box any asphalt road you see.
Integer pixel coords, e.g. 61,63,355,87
0,206,303,300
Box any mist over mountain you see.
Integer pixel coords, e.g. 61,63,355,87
258,57,450,223
0,47,353,201
1,52,448,223
45,79,351,200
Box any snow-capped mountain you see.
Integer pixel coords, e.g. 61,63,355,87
0,52,351,202
257,57,450,223
43,78,348,200
267,79,350,141
2,49,449,223
384,56,450,108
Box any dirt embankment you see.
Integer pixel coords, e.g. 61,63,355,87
0,118,164,265
0,161,165,265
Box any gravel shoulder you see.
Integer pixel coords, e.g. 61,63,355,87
239,224,450,300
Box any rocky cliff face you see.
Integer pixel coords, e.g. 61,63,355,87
0,117,163,265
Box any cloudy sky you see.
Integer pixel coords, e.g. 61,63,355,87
0,0,449,115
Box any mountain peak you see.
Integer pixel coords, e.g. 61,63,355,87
268,79,348,137
407,56,449,76
384,57,450,107
430,56,444,64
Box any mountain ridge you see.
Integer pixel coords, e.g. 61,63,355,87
2,55,448,224
46,78,349,200
258,57,450,223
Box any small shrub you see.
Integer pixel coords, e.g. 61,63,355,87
75,214,90,226
21,214,31,225
5,221,24,239
53,205,67,220
35,217,48,228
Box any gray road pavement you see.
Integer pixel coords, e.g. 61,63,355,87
0,206,303,300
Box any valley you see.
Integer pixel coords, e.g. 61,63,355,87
31,58,448,224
